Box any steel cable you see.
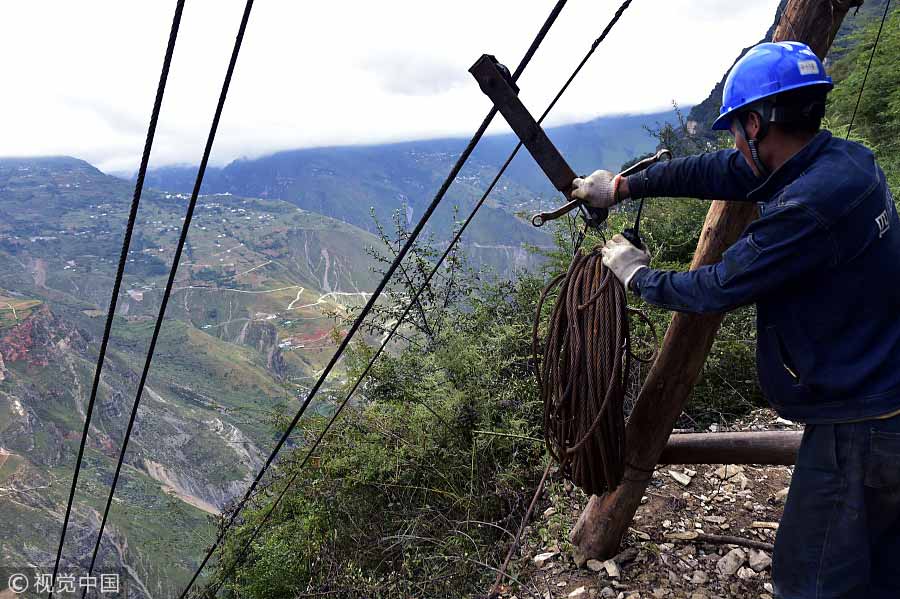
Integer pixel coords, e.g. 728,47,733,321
78,1,255,593
196,1,637,594
177,2,571,595
536,248,623,495
47,1,186,594
846,0,891,139
533,242,657,498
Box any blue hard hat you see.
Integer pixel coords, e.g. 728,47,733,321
711,41,833,131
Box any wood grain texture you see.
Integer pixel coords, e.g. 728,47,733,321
660,431,802,465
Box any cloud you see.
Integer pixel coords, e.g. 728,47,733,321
361,53,469,96
0,0,783,173
61,96,148,137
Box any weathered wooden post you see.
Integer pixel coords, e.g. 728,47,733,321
570,0,863,564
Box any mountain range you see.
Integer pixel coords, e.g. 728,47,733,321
138,111,671,249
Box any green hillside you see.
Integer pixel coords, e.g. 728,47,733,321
0,158,395,595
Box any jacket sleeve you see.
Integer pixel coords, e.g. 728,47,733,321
631,203,837,313
626,149,759,202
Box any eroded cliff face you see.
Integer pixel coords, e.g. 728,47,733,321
235,319,287,379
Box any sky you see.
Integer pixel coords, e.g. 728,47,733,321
0,0,781,173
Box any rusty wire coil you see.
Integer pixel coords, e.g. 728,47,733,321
533,245,654,496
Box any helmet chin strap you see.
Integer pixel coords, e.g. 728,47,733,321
734,115,770,179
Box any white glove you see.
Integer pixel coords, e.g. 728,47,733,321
601,234,650,289
570,169,622,209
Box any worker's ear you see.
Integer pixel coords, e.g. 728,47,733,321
744,111,762,139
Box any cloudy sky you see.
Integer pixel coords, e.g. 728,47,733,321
1,0,781,173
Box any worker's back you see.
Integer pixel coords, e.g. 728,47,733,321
754,132,900,423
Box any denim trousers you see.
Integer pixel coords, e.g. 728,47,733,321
773,413,900,598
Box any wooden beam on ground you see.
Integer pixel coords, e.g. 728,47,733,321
570,0,862,565
660,431,802,465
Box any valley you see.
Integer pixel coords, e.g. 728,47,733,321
0,108,663,595
0,157,398,595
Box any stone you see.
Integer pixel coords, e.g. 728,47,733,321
713,465,744,480
533,551,558,567
600,587,616,599
569,587,588,598
669,470,693,486
764,583,774,593
651,588,668,598
665,531,699,541
603,559,621,578
702,515,727,524
691,570,708,584
716,548,746,577
774,487,790,504
587,559,604,572
557,581,567,588
749,549,772,572
630,528,651,540
543,507,558,518
737,566,757,580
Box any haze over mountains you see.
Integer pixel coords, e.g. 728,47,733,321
138,111,670,244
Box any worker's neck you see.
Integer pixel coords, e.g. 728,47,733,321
762,130,817,173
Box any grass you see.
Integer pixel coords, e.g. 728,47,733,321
0,295,41,330
0,452,24,483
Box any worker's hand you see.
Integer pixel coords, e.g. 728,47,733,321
601,234,650,290
570,169,621,209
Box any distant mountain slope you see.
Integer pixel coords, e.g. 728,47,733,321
0,156,403,594
140,111,672,247
687,0,890,136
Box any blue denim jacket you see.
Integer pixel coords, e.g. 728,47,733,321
627,131,900,423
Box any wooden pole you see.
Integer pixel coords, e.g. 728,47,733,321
570,0,863,565
660,431,802,465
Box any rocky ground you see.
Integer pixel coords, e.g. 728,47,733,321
498,410,802,599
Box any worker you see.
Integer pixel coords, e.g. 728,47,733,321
571,41,900,599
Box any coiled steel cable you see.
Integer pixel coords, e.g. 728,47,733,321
534,245,655,496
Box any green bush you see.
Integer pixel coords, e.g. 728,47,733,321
212,251,547,597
